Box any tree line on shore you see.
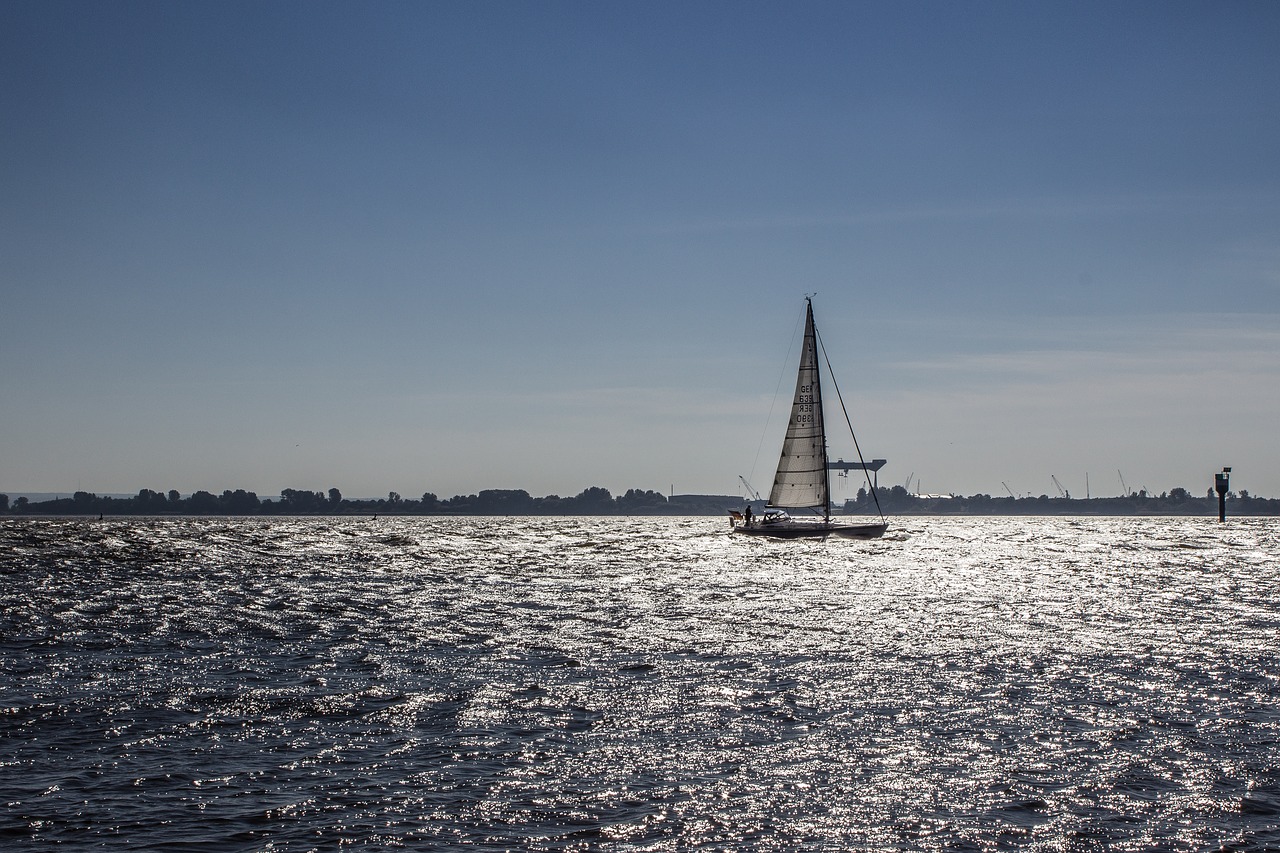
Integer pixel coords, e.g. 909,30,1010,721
846,485,1280,516
0,487,708,516
2,483,1277,516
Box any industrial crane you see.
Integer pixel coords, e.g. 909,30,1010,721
1051,475,1069,499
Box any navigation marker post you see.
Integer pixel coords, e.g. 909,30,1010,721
1215,467,1231,522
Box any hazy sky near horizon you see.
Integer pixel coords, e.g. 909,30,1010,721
3,1,1279,501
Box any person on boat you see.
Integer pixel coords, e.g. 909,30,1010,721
744,505,753,527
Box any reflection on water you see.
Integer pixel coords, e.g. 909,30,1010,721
2,516,1278,849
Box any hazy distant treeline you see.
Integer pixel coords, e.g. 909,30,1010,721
0,487,730,516
2,484,1276,517
845,485,1280,516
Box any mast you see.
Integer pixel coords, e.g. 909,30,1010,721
812,299,831,522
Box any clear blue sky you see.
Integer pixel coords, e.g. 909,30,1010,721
3,1,1278,501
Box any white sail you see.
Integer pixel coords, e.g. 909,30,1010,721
768,300,828,510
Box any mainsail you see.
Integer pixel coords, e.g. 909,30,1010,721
768,299,829,510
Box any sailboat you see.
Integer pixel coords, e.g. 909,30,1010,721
732,297,888,539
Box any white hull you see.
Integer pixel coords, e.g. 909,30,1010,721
732,518,887,539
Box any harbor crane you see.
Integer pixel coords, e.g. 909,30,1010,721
827,458,886,489
1002,482,1016,499
1051,475,1069,499
1118,470,1130,497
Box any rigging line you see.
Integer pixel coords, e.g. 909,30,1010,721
814,323,886,526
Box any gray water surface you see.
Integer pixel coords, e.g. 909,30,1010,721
2,516,1277,850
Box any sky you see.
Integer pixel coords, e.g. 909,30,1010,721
2,1,1278,502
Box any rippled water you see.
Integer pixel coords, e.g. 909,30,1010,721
2,516,1278,850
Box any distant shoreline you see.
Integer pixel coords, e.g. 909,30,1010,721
3,485,1277,518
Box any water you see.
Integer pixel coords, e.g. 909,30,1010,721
2,516,1278,851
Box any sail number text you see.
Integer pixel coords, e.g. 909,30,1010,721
796,384,815,425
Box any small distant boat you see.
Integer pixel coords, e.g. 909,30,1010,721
733,297,887,539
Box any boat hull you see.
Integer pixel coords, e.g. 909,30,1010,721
733,521,887,540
